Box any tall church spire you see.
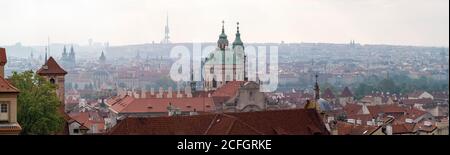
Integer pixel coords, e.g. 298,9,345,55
217,20,229,51
314,74,320,100
232,22,243,49
44,47,48,63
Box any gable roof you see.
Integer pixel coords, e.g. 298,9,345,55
108,109,330,135
37,57,67,75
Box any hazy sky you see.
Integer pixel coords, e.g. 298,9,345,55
0,0,448,46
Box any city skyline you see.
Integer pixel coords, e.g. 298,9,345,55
0,0,449,47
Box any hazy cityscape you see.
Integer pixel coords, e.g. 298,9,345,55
0,0,448,137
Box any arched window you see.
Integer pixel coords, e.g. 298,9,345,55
49,78,56,84
212,78,217,88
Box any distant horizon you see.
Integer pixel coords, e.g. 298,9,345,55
1,0,448,47
2,41,449,48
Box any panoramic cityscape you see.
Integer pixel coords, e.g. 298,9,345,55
0,0,448,138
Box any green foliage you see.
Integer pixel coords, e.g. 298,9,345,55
354,83,375,100
155,76,177,88
9,71,64,135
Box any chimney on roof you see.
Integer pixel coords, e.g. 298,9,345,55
385,125,393,135
133,90,139,98
141,88,146,98
0,48,6,77
157,87,163,98
185,85,192,98
167,87,173,98
190,108,198,116
176,86,183,98
127,90,132,96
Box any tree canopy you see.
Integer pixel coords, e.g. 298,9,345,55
9,71,64,135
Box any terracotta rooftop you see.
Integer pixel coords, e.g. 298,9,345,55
37,57,67,75
69,111,105,132
335,122,379,135
343,104,362,115
367,104,406,117
392,123,416,134
106,95,214,114
0,77,19,93
108,109,329,135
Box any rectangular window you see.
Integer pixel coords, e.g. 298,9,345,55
0,104,7,113
74,129,79,134
0,103,9,121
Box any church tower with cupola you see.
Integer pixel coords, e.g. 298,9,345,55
203,21,247,91
217,20,229,51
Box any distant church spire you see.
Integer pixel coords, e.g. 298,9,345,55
314,74,320,100
44,47,48,63
232,22,243,49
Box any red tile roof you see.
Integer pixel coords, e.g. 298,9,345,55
0,77,19,93
37,57,67,75
343,104,362,115
107,95,214,114
367,104,406,117
69,111,105,132
335,122,379,135
108,109,330,135
392,123,416,134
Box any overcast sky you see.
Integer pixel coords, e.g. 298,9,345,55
0,0,448,47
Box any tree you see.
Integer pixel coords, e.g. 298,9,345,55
9,71,64,135
354,83,375,100
377,78,398,94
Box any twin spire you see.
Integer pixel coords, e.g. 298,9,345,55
217,20,243,50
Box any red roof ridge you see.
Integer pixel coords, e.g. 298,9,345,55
37,57,67,75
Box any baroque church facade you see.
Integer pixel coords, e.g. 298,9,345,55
203,21,246,91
